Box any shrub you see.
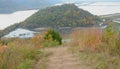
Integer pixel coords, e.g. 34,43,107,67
43,29,62,47
102,23,120,55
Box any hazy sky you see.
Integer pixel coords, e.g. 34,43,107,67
62,0,120,2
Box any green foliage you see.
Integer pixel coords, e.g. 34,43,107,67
23,4,100,28
102,23,120,55
43,29,62,47
102,23,116,44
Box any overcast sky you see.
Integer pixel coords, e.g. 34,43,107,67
62,0,120,2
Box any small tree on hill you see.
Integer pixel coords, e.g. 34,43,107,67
44,29,62,45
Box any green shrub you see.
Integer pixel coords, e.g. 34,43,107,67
102,23,120,55
43,29,62,47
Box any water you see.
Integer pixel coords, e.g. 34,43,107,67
0,10,38,30
78,2,120,15
55,2,120,15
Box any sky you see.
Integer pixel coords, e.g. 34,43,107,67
62,0,120,2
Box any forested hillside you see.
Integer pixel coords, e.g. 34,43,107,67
21,4,100,28
0,4,101,37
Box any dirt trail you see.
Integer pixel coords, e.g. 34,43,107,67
34,46,87,69
45,46,82,69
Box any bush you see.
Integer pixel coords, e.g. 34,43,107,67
43,29,62,47
102,23,120,55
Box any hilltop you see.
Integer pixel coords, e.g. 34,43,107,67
0,4,101,38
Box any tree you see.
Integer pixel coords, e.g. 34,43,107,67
44,29,62,45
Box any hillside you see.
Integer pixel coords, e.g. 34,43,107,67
21,4,100,28
0,4,101,38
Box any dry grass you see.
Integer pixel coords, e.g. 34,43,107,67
71,28,103,51
0,31,59,69
70,46,120,69
0,36,44,69
69,27,120,69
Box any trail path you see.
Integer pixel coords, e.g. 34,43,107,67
45,46,82,69
34,46,86,69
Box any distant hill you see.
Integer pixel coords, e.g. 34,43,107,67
0,0,62,13
0,4,101,38
20,4,101,28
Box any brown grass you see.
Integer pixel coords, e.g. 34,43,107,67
71,28,103,51
0,34,45,69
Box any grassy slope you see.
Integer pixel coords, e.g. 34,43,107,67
69,46,120,69
0,38,49,69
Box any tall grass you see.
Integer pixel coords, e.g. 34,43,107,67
71,25,120,55
0,38,43,69
0,31,56,69
70,27,120,69
71,28,103,51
